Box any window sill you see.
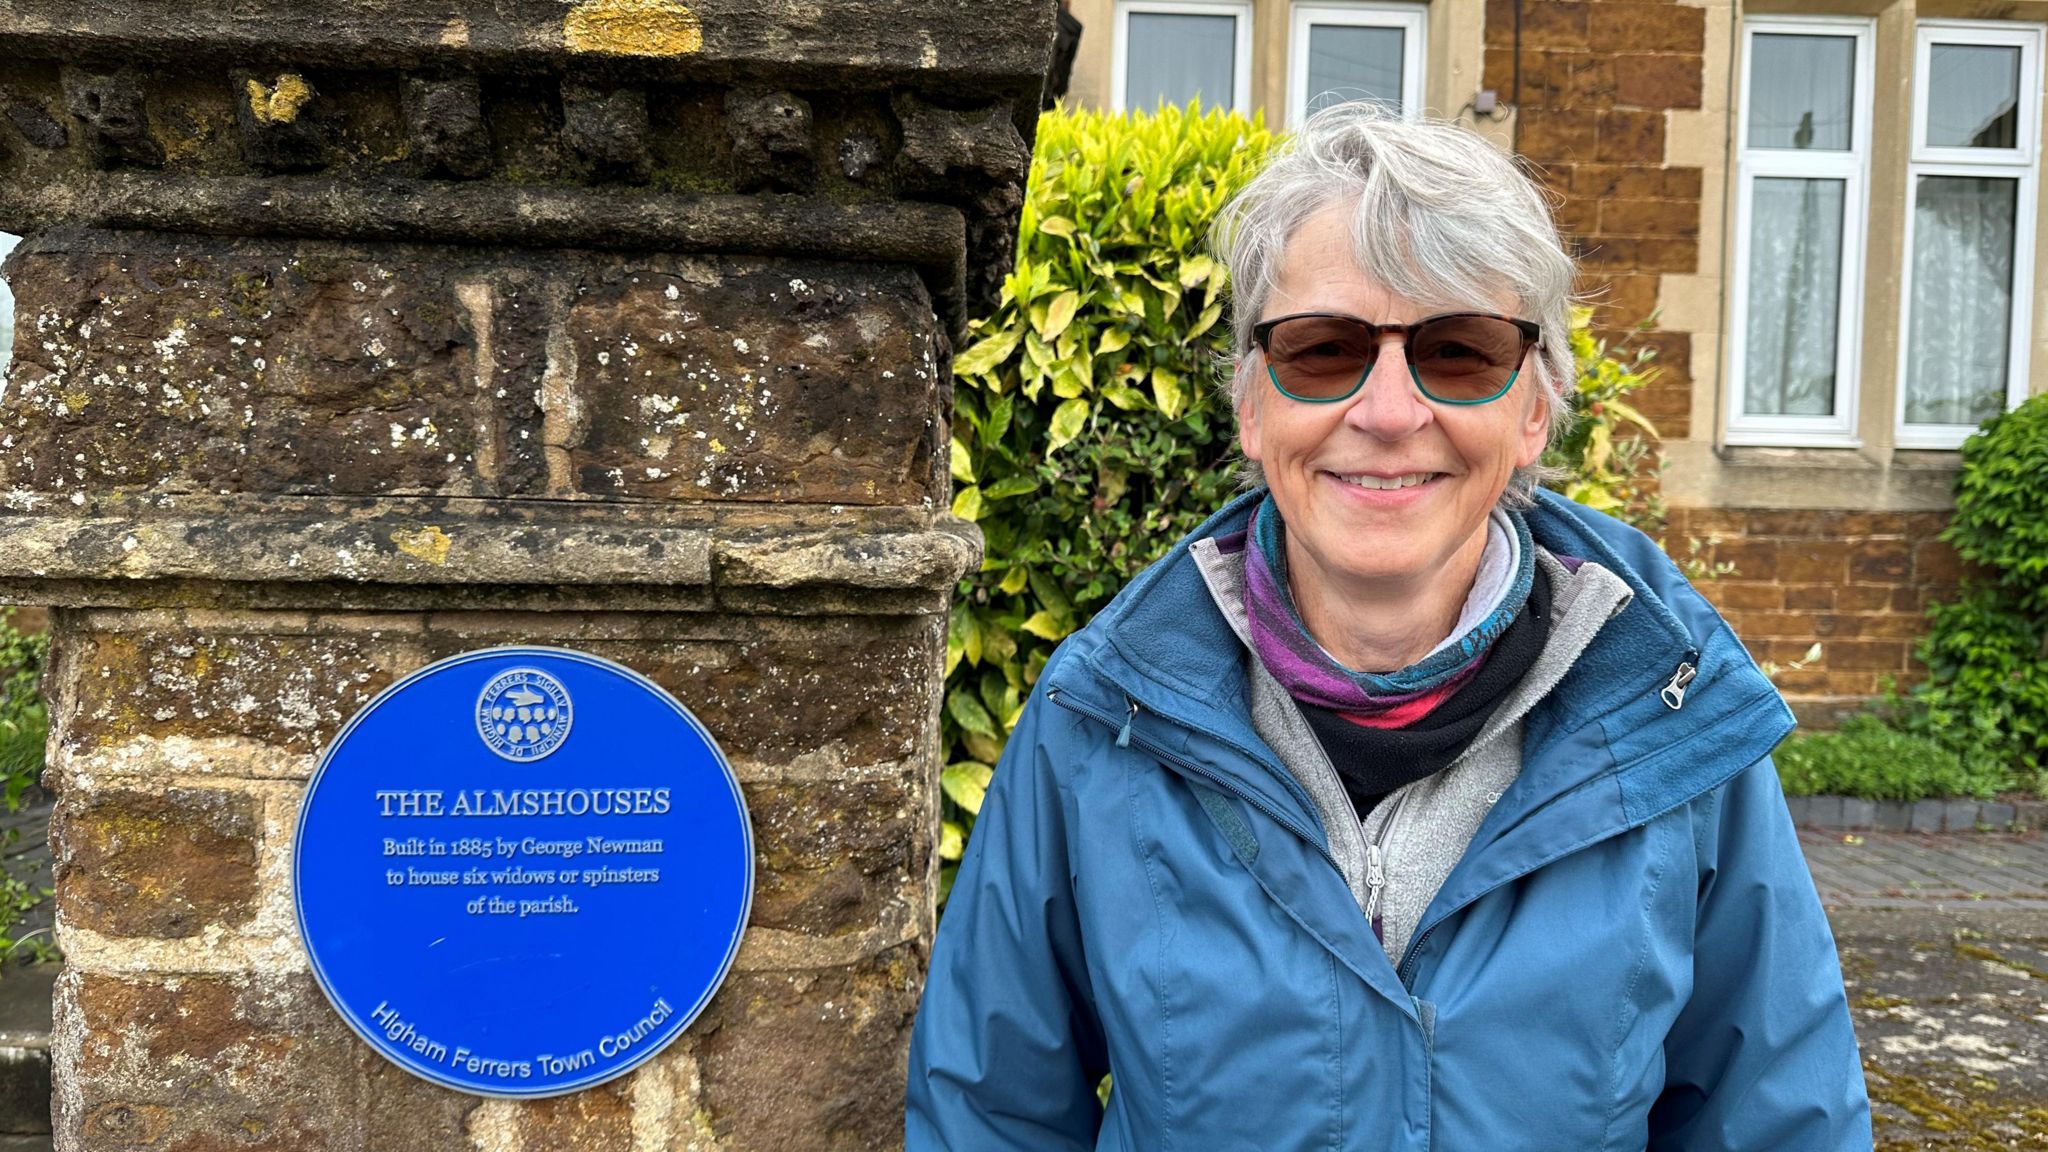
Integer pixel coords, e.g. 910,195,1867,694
1661,441,1961,511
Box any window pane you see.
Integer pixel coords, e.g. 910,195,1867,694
1925,43,2021,149
1748,34,1857,150
1126,12,1238,109
1744,177,1846,417
1305,23,1405,115
1903,176,2017,425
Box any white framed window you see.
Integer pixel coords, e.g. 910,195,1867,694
1287,2,1427,126
1894,20,2043,448
1112,0,1254,113
1726,17,1875,447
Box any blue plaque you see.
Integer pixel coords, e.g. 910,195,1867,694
294,646,752,1098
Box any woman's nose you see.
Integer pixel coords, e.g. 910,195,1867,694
1342,337,1433,440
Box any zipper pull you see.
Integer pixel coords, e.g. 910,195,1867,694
1115,698,1140,748
1366,843,1387,942
1661,659,1698,710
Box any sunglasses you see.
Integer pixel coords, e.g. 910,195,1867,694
1251,311,1542,405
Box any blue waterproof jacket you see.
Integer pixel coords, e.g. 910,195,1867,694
908,489,1872,1150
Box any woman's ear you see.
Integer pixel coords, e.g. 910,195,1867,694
1514,365,1552,469
1236,358,1266,463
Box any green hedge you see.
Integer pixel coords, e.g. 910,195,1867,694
1890,392,2048,787
938,105,1668,894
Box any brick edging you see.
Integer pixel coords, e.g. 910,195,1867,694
1785,795,2047,833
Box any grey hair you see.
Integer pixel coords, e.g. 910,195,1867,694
1211,103,1577,506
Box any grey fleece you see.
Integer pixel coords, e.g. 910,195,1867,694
1190,539,1633,966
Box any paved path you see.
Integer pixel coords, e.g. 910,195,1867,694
1805,830,2048,1148
1804,827,2048,910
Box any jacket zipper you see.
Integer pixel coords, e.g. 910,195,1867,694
1660,652,1699,710
1363,790,1410,944
1047,687,1341,876
1400,651,1710,983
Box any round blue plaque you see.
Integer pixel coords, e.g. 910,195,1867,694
295,646,752,1098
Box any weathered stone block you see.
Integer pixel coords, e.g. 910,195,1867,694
52,786,260,939
747,777,923,936
479,619,939,767
59,972,479,1150
727,88,815,193
403,76,491,181
563,85,652,184
2,236,942,506
461,1080,635,1151
562,262,942,504
59,67,161,169
54,628,414,755
890,95,1027,195
235,71,325,173
696,946,922,1149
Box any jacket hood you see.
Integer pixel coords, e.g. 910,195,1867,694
1044,487,1794,856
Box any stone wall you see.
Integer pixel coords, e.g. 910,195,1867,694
0,2,1052,1147
1667,509,1970,724
1482,0,1704,437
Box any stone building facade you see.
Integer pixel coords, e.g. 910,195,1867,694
0,1,1052,1147
1066,0,2048,720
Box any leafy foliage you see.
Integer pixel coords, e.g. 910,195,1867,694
1774,715,2004,801
1873,394,2048,788
939,104,1270,896
938,105,1688,896
1546,315,1660,526
0,609,52,964
1946,391,2048,617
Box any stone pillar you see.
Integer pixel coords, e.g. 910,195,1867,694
0,4,1050,1147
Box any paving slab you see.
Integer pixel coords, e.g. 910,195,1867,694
1804,829,2048,910
1833,906,2048,1149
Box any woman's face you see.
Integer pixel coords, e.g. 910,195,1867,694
1237,204,1550,610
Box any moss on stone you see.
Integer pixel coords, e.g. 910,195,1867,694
647,164,728,195
1868,1065,2048,1149
1953,940,2048,981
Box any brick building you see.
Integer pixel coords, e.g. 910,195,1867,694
1062,0,2046,721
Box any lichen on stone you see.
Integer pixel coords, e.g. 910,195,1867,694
243,75,314,126
563,0,704,57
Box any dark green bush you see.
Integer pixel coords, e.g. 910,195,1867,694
1774,715,2004,801
1888,393,2048,787
1948,389,2048,617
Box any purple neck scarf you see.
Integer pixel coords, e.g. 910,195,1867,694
1236,495,1536,720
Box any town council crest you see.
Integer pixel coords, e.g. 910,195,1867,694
477,668,573,762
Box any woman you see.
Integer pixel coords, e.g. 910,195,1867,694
907,106,1870,1150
